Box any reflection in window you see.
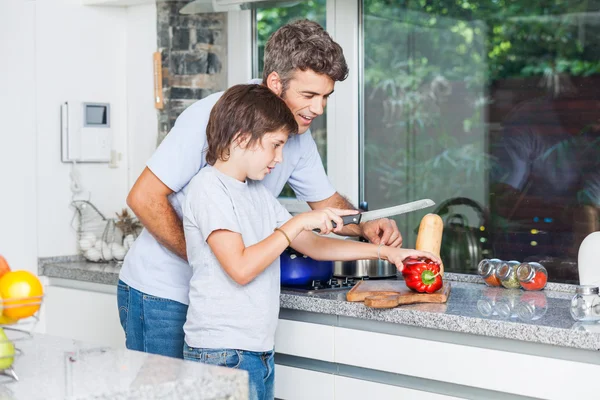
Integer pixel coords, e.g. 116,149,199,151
254,1,327,198
361,0,600,283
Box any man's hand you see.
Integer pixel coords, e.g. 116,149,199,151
361,218,402,247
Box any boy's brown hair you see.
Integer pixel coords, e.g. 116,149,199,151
205,84,298,165
263,19,348,95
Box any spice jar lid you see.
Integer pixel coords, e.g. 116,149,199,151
576,285,599,295
477,259,494,278
516,263,534,282
495,261,512,280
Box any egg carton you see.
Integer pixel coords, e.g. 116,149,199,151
71,200,140,263
0,295,43,382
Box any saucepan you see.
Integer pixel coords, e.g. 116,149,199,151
280,247,333,286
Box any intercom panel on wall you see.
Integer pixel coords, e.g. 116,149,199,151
61,101,112,163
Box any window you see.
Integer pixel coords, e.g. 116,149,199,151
254,0,327,198
361,0,600,283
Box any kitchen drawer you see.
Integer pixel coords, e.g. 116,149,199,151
334,376,463,400
275,319,334,362
275,365,334,400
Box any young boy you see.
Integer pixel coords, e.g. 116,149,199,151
182,84,440,400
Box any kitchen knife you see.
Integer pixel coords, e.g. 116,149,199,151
314,199,436,232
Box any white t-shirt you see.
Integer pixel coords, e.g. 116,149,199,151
183,166,292,351
119,86,335,304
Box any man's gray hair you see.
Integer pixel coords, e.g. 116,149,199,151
262,19,349,93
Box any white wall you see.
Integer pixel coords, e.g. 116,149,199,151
126,3,158,185
1,0,157,266
0,0,38,274
35,0,129,257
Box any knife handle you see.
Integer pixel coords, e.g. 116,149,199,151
313,214,362,233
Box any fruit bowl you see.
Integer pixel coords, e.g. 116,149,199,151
0,295,44,382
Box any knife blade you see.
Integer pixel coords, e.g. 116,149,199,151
314,199,436,232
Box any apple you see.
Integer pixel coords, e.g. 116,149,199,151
0,256,10,279
0,328,15,370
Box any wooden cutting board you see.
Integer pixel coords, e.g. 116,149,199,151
346,280,451,308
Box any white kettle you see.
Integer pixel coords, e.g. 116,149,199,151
578,231,600,286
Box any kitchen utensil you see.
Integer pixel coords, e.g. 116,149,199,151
280,247,333,286
333,258,397,278
346,280,451,308
315,199,435,232
432,197,492,274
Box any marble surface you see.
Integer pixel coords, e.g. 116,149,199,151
39,256,596,351
281,280,600,351
0,333,248,400
39,256,120,286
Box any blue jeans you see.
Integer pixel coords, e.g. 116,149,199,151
117,280,188,359
183,344,275,400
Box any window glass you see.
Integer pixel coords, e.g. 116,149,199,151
255,0,327,198
362,0,600,283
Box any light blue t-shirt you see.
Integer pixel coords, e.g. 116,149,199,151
119,87,335,304
183,166,292,351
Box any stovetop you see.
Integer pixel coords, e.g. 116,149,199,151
281,276,395,294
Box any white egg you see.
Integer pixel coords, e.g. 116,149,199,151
79,239,92,251
101,243,112,261
85,248,101,262
124,234,135,250
81,232,97,245
94,240,103,251
112,244,126,261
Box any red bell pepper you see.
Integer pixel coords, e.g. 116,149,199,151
402,258,443,293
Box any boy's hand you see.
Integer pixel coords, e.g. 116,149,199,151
384,248,441,272
297,208,359,235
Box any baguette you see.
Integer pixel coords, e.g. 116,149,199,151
415,213,444,275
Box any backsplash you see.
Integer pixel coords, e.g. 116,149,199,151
156,2,227,144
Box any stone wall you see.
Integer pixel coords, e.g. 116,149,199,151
156,1,227,144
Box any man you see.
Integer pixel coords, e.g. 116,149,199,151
117,20,403,359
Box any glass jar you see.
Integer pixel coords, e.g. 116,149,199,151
516,262,548,291
515,291,548,322
495,260,521,289
570,286,600,322
494,289,521,319
477,259,503,287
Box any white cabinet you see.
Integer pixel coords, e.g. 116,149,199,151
275,365,334,400
334,376,463,400
43,282,125,348
275,319,334,362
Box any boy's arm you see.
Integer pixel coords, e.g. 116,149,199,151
289,231,440,266
127,167,187,260
207,217,308,286
307,193,402,247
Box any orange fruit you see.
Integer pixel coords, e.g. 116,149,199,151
0,256,10,279
0,271,44,320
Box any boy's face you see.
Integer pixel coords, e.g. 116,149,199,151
268,69,335,134
244,130,289,180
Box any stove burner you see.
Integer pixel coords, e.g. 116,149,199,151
282,277,363,293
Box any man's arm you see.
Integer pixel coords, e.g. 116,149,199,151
307,192,402,246
127,167,187,260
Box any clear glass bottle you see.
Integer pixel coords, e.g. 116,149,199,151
495,260,521,289
516,262,548,291
477,258,502,287
570,286,600,322
515,291,548,322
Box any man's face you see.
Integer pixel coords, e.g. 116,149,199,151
272,70,335,134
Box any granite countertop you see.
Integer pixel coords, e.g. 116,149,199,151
281,281,600,351
0,333,248,400
39,256,599,352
